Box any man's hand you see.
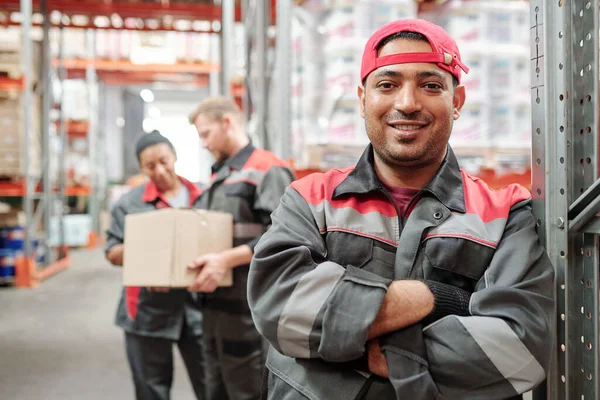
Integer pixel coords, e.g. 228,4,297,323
187,253,229,293
367,339,389,378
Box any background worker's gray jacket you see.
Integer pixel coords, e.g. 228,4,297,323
248,145,555,400
106,177,204,339
194,143,295,314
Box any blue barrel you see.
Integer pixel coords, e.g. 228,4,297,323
1,227,25,250
0,248,17,281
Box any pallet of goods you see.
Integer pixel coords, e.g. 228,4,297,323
0,95,41,179
0,30,41,81
0,30,42,180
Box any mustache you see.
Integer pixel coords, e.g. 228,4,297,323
384,112,432,124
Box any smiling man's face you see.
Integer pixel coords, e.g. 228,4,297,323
358,37,465,169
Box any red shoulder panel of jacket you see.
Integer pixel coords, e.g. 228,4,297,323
142,175,202,204
243,148,291,172
462,171,531,223
141,181,158,203
291,168,397,217
180,176,203,205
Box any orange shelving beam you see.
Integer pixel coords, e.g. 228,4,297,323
65,186,91,196
53,120,89,139
100,71,210,87
0,76,24,92
54,58,220,74
0,0,241,21
56,59,217,86
0,181,91,197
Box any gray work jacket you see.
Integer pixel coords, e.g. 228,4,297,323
106,177,204,340
193,144,295,316
249,145,555,399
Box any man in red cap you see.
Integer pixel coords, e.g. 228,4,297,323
248,19,554,399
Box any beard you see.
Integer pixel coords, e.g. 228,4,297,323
365,111,453,169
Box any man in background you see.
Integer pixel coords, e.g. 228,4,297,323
188,97,295,400
106,131,205,400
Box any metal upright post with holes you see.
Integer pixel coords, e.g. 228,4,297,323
241,0,252,124
240,0,271,151
86,29,99,236
254,0,269,151
274,0,292,161
20,0,35,264
221,0,235,98
530,0,600,399
41,0,52,265
57,23,67,255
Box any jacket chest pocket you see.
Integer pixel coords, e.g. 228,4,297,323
326,233,396,281
421,236,494,292
219,182,256,217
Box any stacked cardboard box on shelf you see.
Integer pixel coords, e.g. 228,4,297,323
291,0,418,167
420,0,531,170
0,29,42,179
293,0,532,173
61,80,89,121
304,143,365,170
0,95,42,178
82,29,214,63
0,31,41,80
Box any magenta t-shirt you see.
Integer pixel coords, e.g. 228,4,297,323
383,184,420,216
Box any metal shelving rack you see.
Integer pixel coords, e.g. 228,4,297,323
16,0,70,286
84,28,100,240
4,0,230,286
241,0,292,160
20,0,37,283
530,0,600,399
273,0,291,160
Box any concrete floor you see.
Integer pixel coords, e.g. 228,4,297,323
0,249,197,400
0,248,535,400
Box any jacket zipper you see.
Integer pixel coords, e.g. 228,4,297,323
377,187,422,243
377,187,404,246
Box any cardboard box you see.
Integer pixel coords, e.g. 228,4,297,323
0,210,25,228
123,208,233,288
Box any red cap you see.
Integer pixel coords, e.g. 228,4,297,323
360,19,469,84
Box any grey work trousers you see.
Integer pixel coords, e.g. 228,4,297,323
203,309,266,400
124,330,205,400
